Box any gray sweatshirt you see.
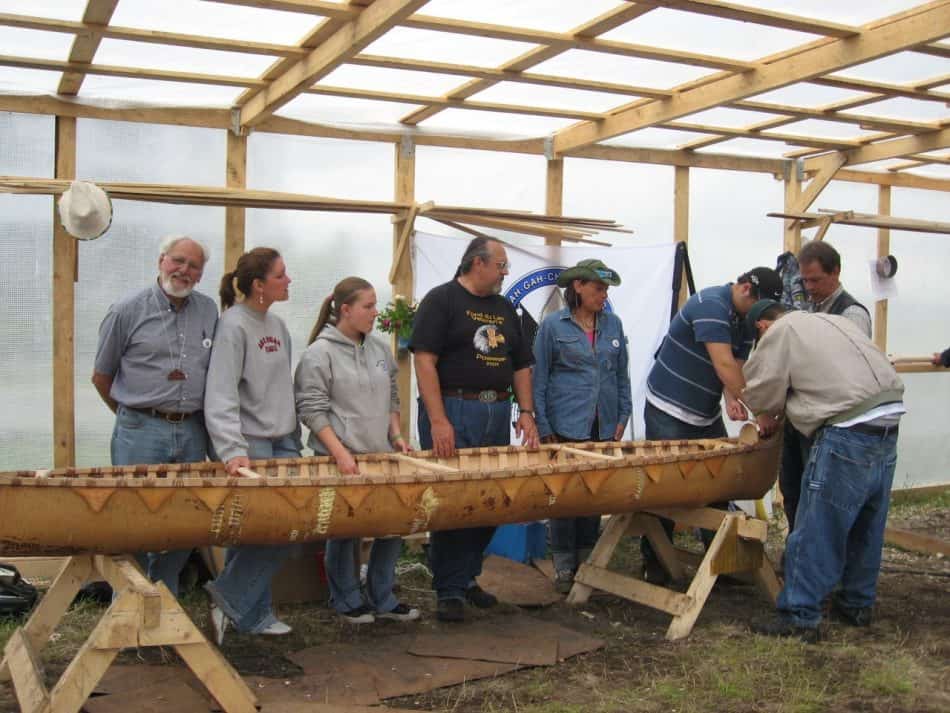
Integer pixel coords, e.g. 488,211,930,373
205,304,299,463
294,325,399,455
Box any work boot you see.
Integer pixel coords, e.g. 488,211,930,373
436,598,464,622
465,585,498,609
830,601,872,627
751,617,821,644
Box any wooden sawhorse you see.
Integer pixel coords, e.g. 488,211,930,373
0,554,257,713
567,507,781,640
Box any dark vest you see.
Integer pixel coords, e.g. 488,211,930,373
827,288,869,320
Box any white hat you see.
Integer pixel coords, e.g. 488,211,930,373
57,180,113,240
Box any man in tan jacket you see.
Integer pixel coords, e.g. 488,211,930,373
741,300,904,642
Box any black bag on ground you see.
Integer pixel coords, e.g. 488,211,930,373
0,562,39,617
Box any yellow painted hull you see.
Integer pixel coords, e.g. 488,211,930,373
1,434,779,555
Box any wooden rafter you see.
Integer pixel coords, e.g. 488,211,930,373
888,153,950,171
812,74,950,104
56,0,119,96
804,127,950,169
768,209,950,235
628,0,861,38
552,1,950,155
239,0,429,128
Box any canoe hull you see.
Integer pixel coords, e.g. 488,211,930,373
1,436,779,555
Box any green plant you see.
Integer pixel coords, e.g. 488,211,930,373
376,294,417,340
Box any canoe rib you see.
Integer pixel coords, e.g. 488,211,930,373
0,437,780,555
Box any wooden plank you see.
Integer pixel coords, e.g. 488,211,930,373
5,629,49,713
96,555,161,629
552,2,950,153
566,513,633,605
176,641,258,713
0,557,69,582
666,514,735,640
884,527,950,556
57,0,120,96
392,139,414,439
806,128,950,170
833,168,950,193
674,165,689,307
46,612,120,713
400,2,656,125
645,507,768,541
634,513,687,581
52,116,76,468
812,74,950,103
767,209,950,235
390,453,459,473
792,152,846,213
555,445,623,461
225,131,247,273
752,552,781,604
630,0,861,38
545,158,564,247
574,564,690,615
875,185,891,352
239,0,429,127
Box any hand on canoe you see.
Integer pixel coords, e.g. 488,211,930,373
334,448,361,475
225,456,251,476
516,412,540,450
755,413,780,438
430,418,456,458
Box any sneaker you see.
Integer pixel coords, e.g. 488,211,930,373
210,605,228,646
258,618,292,636
437,598,464,622
377,603,421,622
465,585,498,609
830,601,872,628
339,604,375,624
554,570,575,595
750,617,821,644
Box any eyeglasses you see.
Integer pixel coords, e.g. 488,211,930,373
494,260,511,271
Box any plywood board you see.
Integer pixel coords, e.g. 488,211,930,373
477,554,561,607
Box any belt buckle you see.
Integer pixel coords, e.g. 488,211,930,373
165,412,186,424
477,390,497,403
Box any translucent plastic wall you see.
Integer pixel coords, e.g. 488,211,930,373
1,112,948,487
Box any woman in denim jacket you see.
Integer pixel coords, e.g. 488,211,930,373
533,259,633,593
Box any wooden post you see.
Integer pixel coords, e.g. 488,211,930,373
393,137,415,438
874,185,891,352
53,116,77,468
783,161,803,254
674,166,689,307
545,158,564,230
225,131,247,272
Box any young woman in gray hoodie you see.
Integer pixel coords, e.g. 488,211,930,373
295,277,420,624
203,247,301,644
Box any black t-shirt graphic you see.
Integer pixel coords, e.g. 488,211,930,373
409,280,534,392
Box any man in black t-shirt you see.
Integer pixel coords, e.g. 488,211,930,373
410,236,540,622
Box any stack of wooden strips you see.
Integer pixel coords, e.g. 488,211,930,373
0,176,630,244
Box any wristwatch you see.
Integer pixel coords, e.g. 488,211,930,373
519,409,535,417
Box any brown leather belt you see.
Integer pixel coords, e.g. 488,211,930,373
126,406,200,424
441,388,511,404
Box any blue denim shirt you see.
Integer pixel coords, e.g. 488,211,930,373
532,308,632,441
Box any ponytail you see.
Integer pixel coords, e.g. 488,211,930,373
308,276,373,344
218,247,280,310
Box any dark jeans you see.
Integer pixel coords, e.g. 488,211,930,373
641,401,728,568
780,422,813,532
419,396,512,601
548,429,602,573
779,426,898,628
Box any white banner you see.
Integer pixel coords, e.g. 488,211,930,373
412,232,678,439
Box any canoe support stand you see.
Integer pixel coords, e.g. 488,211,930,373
0,554,257,713
567,507,780,640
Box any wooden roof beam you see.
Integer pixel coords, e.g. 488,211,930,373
732,98,942,135
239,0,429,128
888,153,950,171
57,0,119,96
0,12,306,57
804,127,950,170
627,0,861,38
552,1,950,155
398,3,659,126
768,209,950,234
667,119,863,151
812,74,950,103
915,41,950,58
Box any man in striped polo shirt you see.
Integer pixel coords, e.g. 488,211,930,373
640,267,783,584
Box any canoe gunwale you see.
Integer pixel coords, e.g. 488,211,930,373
0,438,763,488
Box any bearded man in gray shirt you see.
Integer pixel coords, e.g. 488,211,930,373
92,235,218,595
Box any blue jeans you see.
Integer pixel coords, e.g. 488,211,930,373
325,537,403,614
419,396,511,601
780,422,813,533
549,429,603,573
111,405,209,596
778,426,898,629
641,401,728,567
204,433,300,633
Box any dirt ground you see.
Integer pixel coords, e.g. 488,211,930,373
1,491,948,713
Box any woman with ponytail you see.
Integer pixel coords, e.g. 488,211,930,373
294,277,419,624
203,247,301,643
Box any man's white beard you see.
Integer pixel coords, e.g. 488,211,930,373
161,273,194,299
